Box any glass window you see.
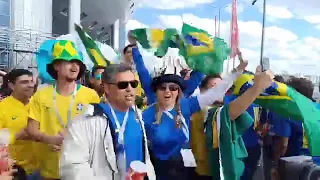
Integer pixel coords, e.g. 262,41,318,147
0,1,9,16
0,14,9,26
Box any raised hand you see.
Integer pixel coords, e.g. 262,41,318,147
253,66,274,91
127,31,137,45
235,49,248,73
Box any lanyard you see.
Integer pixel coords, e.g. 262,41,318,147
109,105,129,145
163,111,189,142
53,84,77,128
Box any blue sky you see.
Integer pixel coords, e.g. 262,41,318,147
126,0,320,75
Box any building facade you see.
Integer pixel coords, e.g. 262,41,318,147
0,0,134,71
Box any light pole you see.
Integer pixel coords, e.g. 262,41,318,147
252,0,267,66
212,5,228,37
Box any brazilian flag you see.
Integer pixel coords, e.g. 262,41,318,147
232,73,320,156
74,24,110,67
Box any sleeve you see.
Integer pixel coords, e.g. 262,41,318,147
132,48,156,105
28,92,41,122
89,89,101,104
217,105,254,139
60,116,107,180
183,71,204,97
0,106,15,145
197,71,241,109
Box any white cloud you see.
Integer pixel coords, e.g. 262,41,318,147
245,0,320,24
126,13,320,75
126,20,148,30
140,0,214,10
304,15,320,24
263,5,293,19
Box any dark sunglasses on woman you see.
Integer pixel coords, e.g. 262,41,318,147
157,84,179,91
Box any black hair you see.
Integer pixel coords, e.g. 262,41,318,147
180,69,189,78
274,75,285,83
287,77,314,100
7,69,33,84
91,66,105,77
123,44,136,54
199,74,222,89
13,164,27,180
0,73,11,97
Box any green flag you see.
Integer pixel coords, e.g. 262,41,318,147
181,23,230,75
232,73,320,156
205,105,253,180
74,24,110,67
130,28,180,57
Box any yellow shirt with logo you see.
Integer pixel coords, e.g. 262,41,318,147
28,84,100,179
0,96,38,174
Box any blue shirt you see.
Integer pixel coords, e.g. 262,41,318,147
260,109,305,157
100,104,144,170
143,97,201,160
224,95,259,147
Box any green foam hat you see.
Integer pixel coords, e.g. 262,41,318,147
47,40,86,80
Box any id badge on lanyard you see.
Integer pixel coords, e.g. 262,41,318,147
163,111,196,167
53,84,77,128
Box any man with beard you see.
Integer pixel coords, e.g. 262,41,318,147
0,69,39,179
27,40,100,180
59,63,155,180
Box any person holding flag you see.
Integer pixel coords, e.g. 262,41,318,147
26,40,100,180
128,34,204,105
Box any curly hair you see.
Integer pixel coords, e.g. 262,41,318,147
286,77,314,100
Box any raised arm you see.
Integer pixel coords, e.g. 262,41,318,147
132,47,156,104
183,71,204,97
228,67,274,120
196,70,241,110
189,57,248,114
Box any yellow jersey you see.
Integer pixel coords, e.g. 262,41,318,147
28,84,100,179
0,96,38,174
134,72,143,96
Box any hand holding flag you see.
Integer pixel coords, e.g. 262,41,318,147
128,31,137,45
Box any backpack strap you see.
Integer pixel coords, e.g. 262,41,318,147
91,103,117,155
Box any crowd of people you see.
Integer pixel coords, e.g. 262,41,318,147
0,34,317,180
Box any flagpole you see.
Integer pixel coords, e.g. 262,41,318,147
253,0,267,66
212,5,228,38
215,16,217,37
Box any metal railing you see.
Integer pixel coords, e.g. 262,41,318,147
0,26,59,70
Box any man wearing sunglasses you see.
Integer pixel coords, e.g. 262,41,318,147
60,63,155,180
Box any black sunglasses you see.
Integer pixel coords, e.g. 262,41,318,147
157,83,179,91
110,80,139,90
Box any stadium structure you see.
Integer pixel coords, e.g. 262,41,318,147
0,0,136,72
